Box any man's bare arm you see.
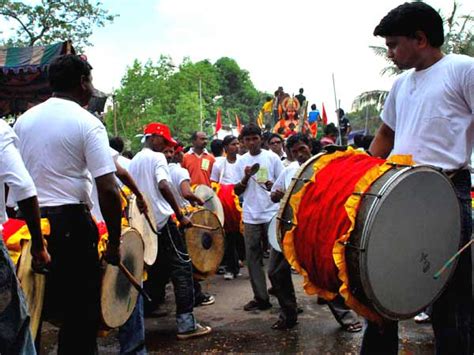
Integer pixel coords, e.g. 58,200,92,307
368,123,395,159
158,180,192,227
114,161,148,213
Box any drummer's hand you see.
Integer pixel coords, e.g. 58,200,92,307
178,215,193,229
104,243,121,266
271,189,284,202
244,166,253,177
194,197,205,206
30,245,51,274
136,194,148,214
264,180,274,191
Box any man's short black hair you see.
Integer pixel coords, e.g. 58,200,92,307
48,54,92,92
286,133,311,150
311,104,316,110
222,135,237,147
241,123,261,138
109,136,125,153
190,131,199,141
374,2,444,47
299,88,304,93
268,133,283,143
210,139,224,157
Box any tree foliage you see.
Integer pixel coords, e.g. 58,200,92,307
0,0,116,51
106,56,265,150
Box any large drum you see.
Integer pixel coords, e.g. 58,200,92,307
277,147,461,322
193,185,225,226
100,227,144,329
184,209,225,279
16,240,45,339
128,194,158,266
214,183,242,234
267,214,281,253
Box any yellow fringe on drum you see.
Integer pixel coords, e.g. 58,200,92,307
283,147,415,324
6,219,50,265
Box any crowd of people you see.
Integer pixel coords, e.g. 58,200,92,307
0,2,472,355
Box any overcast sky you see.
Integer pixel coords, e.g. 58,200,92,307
3,0,473,122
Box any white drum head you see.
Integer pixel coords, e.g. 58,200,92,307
268,214,281,252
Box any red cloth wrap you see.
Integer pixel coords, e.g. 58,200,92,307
216,184,241,233
293,154,385,293
2,218,26,242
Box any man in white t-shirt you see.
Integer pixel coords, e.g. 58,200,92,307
0,120,50,354
128,122,212,340
211,135,242,280
14,55,123,354
364,3,474,354
234,123,284,311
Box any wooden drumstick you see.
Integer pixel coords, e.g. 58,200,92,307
433,239,474,279
189,224,219,231
118,262,152,302
143,212,158,235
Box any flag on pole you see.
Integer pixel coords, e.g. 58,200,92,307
322,103,328,125
235,114,242,133
215,108,222,134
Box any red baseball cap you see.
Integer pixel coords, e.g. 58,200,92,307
144,122,177,146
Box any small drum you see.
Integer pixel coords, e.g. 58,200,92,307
17,240,45,339
267,214,281,253
278,148,461,321
184,209,224,278
128,194,158,266
193,185,225,226
100,228,144,329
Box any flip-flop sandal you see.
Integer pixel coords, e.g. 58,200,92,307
342,322,363,333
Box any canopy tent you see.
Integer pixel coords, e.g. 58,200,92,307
0,41,75,117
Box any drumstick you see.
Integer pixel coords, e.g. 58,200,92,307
118,262,152,302
189,224,219,231
249,176,271,191
433,239,474,279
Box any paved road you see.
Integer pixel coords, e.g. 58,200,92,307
38,259,435,354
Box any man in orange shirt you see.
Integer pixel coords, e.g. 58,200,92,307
182,131,215,187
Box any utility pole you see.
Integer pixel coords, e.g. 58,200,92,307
199,78,203,131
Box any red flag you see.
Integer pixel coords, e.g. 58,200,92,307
322,103,328,125
235,114,242,133
215,108,222,134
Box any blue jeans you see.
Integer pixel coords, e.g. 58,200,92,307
119,294,146,355
360,170,472,354
144,219,196,333
0,236,36,355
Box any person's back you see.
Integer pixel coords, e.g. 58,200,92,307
15,98,107,207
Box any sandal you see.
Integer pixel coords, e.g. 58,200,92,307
342,321,363,333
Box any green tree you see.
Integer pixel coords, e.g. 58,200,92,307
0,0,116,51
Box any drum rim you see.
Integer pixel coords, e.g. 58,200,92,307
193,184,225,226
356,165,462,319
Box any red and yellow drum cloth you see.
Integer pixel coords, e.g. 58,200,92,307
282,147,413,323
3,187,131,265
212,182,242,234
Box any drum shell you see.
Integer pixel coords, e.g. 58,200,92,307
346,166,461,320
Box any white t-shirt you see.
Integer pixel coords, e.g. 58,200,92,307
168,162,191,208
235,149,284,224
128,148,174,229
91,148,120,221
271,161,300,193
0,121,37,224
210,155,241,184
14,98,116,208
382,54,474,170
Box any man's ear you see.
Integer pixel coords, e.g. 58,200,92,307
414,30,429,48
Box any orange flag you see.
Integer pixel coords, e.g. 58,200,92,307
215,108,222,134
322,103,328,126
235,114,242,133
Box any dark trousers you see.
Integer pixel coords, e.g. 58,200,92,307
327,295,360,326
144,220,194,317
41,204,101,355
268,248,297,324
361,170,472,355
223,231,241,275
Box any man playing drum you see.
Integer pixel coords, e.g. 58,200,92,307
14,54,123,354
0,119,50,354
234,123,284,311
364,3,474,354
270,133,362,332
128,122,212,340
